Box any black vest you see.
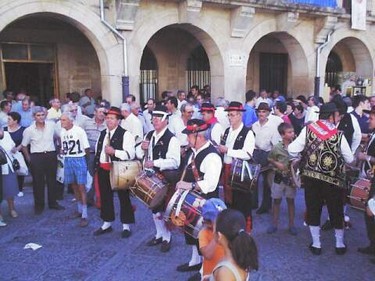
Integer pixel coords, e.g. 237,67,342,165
94,126,126,171
183,143,220,199
338,113,354,148
221,125,251,149
146,129,175,173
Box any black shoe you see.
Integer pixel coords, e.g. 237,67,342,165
160,239,171,252
335,245,347,255
146,237,163,246
177,262,202,272
49,203,65,210
121,229,132,239
358,246,375,256
321,220,333,231
187,272,201,281
93,226,113,236
309,243,322,255
256,207,268,215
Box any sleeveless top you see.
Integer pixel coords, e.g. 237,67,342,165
209,260,248,281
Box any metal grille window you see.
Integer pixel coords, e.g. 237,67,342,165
186,45,210,91
325,52,342,87
1,43,55,62
140,47,158,104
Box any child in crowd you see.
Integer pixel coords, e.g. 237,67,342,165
267,122,298,235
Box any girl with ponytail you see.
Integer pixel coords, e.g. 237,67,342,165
209,209,258,281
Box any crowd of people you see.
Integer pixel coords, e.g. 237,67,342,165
0,84,375,281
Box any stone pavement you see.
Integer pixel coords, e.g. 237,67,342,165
0,180,374,281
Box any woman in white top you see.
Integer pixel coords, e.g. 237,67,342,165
210,209,258,281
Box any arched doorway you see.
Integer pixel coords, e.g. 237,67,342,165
325,52,343,88
0,15,101,106
140,46,158,104
186,45,210,91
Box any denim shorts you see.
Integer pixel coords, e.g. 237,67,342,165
64,157,87,185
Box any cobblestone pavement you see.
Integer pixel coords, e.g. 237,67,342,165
0,179,374,281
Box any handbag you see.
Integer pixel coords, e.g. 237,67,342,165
12,151,28,176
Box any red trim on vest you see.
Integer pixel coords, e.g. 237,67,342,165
308,120,337,141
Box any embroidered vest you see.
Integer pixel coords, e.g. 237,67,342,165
302,121,346,188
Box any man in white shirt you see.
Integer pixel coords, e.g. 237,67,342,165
143,98,155,134
255,89,272,108
120,103,144,147
305,96,320,123
166,96,188,146
47,97,62,122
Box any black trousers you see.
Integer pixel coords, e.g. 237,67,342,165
98,167,135,224
364,211,375,248
232,189,253,219
304,177,344,229
253,149,271,210
30,152,58,209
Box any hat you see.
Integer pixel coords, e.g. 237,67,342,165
256,102,271,112
202,198,227,222
199,103,216,113
104,106,123,119
152,105,170,120
182,119,209,134
316,102,338,114
225,101,246,112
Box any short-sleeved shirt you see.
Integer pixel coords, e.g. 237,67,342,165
82,118,106,153
199,228,225,277
22,121,58,153
60,125,90,158
268,141,290,172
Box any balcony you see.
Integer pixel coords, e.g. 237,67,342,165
286,0,337,8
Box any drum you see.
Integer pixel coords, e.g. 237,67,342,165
348,179,370,211
230,159,260,192
110,160,142,190
131,171,169,209
164,190,206,239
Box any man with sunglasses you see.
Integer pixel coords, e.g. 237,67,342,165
140,105,180,252
22,106,65,214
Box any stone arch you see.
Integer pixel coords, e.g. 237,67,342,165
243,19,312,96
0,0,122,103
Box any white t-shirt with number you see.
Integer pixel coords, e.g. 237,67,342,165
61,125,90,158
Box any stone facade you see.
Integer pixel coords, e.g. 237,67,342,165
0,0,374,105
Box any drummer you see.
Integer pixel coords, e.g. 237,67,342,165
357,106,375,259
139,105,180,253
93,106,136,238
217,101,255,232
175,118,223,276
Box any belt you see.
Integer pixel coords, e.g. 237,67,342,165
31,151,55,154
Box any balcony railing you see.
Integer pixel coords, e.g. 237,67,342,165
286,0,337,8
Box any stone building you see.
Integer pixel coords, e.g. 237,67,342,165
0,0,374,106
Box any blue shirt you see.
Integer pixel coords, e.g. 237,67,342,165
351,110,370,134
242,103,258,127
19,109,33,128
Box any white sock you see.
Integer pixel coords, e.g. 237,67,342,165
189,245,202,266
122,224,130,231
77,202,83,213
309,226,321,248
152,213,162,239
160,212,171,242
81,205,88,219
101,221,112,230
335,229,345,248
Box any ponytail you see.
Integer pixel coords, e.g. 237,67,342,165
229,229,259,271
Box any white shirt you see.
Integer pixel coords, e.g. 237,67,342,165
142,109,154,134
305,105,319,123
210,122,224,146
22,121,58,153
215,107,229,130
252,117,282,152
223,123,255,164
255,97,272,108
0,131,15,174
288,122,354,164
120,113,144,145
60,125,90,158
97,126,136,164
140,126,181,171
187,142,222,194
339,114,362,153
168,111,188,146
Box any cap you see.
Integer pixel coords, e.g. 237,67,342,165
152,105,170,121
104,106,123,119
199,103,216,113
182,119,209,134
202,198,227,222
225,101,246,112
316,102,338,114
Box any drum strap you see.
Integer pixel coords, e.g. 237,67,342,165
191,155,201,182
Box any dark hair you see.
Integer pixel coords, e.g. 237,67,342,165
275,101,287,113
331,94,347,115
0,100,11,110
278,122,293,135
8,111,21,124
352,95,368,108
2,89,13,99
296,95,307,105
127,94,136,102
70,92,81,103
191,85,199,91
216,209,258,271
293,103,304,113
167,96,178,108
245,90,256,102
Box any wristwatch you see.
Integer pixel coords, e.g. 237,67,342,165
191,182,196,191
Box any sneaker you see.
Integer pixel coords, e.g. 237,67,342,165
289,226,298,236
10,210,18,218
267,226,277,234
0,221,6,227
17,192,24,197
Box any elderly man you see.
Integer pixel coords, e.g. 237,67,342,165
200,102,224,145
60,112,90,227
289,102,353,255
22,106,64,214
176,118,222,276
120,103,143,147
47,97,62,122
93,107,136,238
79,88,96,117
140,105,180,252
143,98,155,134
18,97,33,128
218,101,255,231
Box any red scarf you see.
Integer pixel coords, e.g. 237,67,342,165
206,116,218,125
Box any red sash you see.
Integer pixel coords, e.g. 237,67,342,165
307,120,337,141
